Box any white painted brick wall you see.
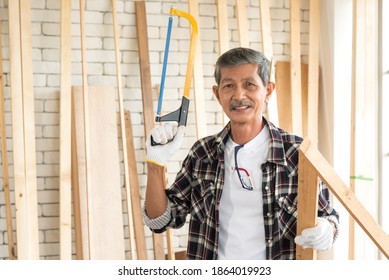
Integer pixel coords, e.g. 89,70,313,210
0,0,310,259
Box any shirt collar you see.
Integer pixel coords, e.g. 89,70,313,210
216,118,289,167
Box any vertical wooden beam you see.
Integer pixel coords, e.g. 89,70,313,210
259,0,279,125
216,0,230,55
275,61,308,134
307,0,320,146
296,140,318,260
216,0,230,126
78,0,92,259
0,14,15,260
350,0,377,260
124,111,148,260
188,0,207,139
71,98,83,260
289,0,303,135
236,0,249,48
135,1,165,260
111,0,137,260
9,0,40,260
71,86,89,258
60,0,72,260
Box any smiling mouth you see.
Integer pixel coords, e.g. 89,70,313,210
230,101,253,111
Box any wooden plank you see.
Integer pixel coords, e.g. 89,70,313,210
135,1,165,260
9,0,39,259
236,0,249,48
216,0,229,55
72,86,89,258
296,140,318,260
350,0,377,260
188,0,207,139
111,0,137,260
300,139,389,259
289,0,303,135
73,86,125,260
78,0,92,259
306,0,320,145
0,14,15,260
275,61,308,134
124,111,148,260
59,0,72,260
259,0,278,125
216,0,230,126
71,98,83,260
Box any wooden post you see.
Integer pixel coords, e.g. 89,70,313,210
259,0,279,125
236,0,249,48
111,0,137,260
350,0,377,260
296,140,318,260
0,14,15,260
216,0,230,55
216,0,230,126
289,0,303,135
307,0,320,145
78,0,92,259
60,0,73,260
71,98,83,260
275,61,308,134
9,0,40,259
124,111,148,260
135,1,165,260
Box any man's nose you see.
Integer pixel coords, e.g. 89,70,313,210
233,86,246,99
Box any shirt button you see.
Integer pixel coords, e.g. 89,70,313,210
266,212,272,217
265,186,269,191
267,238,272,244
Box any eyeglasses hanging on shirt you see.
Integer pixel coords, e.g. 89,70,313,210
233,145,253,191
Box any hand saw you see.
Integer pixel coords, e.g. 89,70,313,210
154,7,198,130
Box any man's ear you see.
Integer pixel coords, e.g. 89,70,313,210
213,85,220,102
265,82,275,103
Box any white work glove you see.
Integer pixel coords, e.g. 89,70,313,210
294,217,334,251
145,122,185,166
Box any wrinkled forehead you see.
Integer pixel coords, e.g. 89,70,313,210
219,64,263,84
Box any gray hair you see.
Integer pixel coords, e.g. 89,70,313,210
214,47,271,87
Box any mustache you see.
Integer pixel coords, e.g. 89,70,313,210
230,100,253,110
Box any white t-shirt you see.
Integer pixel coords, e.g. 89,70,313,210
218,126,270,260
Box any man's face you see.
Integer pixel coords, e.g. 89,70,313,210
213,63,273,126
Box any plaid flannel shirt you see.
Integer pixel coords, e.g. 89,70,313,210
150,118,339,259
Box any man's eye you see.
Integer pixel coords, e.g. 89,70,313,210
245,82,256,89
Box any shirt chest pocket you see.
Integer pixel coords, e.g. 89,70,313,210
190,177,216,223
276,193,298,239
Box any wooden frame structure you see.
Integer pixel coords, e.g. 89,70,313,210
297,139,389,260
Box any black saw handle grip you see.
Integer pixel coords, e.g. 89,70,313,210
151,96,189,146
